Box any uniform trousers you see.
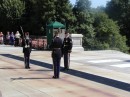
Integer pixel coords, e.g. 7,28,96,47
24,53,30,68
53,56,61,78
63,53,70,69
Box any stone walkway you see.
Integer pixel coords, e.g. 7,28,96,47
0,45,130,97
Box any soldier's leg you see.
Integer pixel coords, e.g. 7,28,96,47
64,53,69,69
24,53,27,68
26,53,30,68
56,57,61,78
53,58,57,78
68,53,70,69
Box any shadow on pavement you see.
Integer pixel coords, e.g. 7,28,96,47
0,68,24,69
29,69,52,71
125,60,130,62
10,77,51,81
0,54,130,92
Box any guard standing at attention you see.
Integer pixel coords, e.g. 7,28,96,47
62,31,73,70
50,31,63,79
22,32,32,69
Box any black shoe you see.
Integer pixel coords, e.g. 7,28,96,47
25,67,30,69
52,76,57,79
61,68,69,71
52,76,59,79
27,67,30,69
61,68,66,71
56,77,59,79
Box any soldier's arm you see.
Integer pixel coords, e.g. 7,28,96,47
68,38,73,53
29,38,32,47
30,40,32,51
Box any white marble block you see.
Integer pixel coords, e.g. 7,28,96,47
71,34,84,51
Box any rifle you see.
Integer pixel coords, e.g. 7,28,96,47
20,26,27,47
20,26,25,39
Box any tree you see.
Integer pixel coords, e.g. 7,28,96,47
73,0,96,50
0,0,25,32
21,0,35,33
30,0,75,35
33,0,56,35
54,0,75,32
93,12,128,52
21,0,56,35
106,0,130,47
21,0,75,35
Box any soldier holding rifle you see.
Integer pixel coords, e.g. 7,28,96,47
21,28,32,69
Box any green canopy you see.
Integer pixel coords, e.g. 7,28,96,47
46,21,66,48
47,21,65,28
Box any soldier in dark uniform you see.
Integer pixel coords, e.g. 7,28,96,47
50,31,63,79
22,32,32,69
62,31,72,70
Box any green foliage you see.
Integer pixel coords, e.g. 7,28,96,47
0,0,25,31
93,12,128,52
73,0,96,50
22,0,75,35
73,0,94,35
106,0,130,47
106,0,129,21
75,0,91,11
0,0,25,20
55,0,76,31
22,0,56,35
